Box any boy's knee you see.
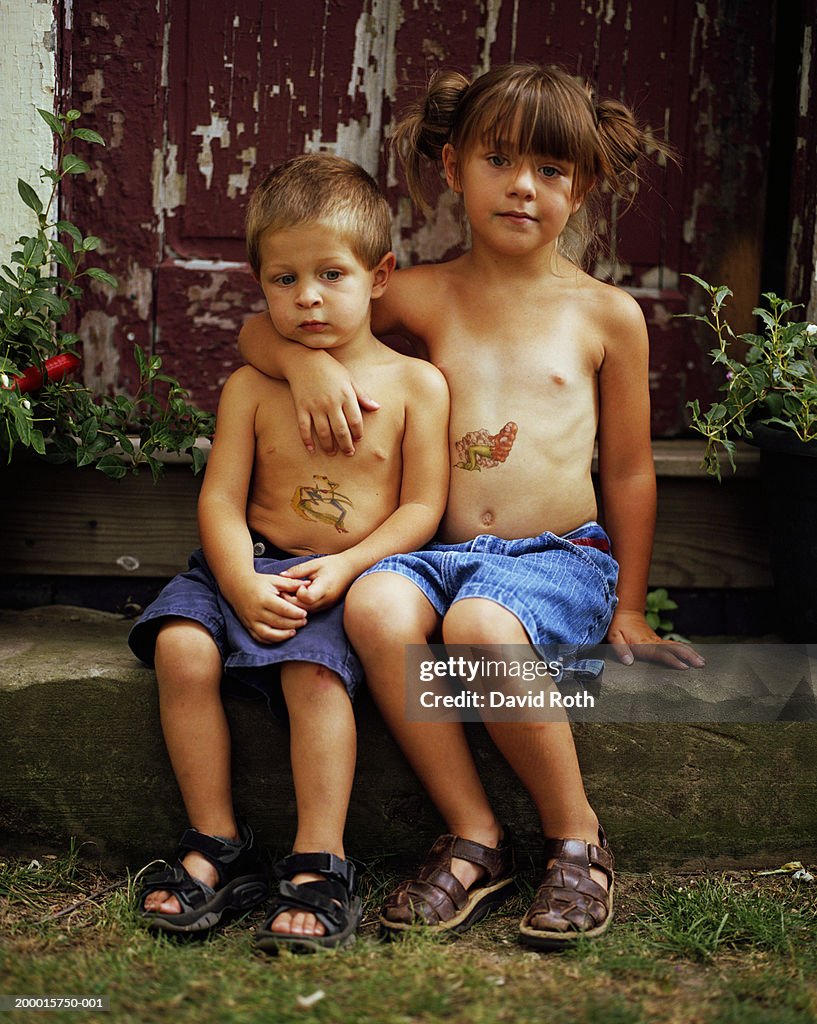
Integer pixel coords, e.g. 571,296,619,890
155,619,214,660
282,664,347,710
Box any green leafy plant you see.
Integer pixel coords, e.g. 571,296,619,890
1,108,214,479
685,274,817,481
645,588,678,634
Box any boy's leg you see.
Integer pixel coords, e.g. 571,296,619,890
442,597,608,892
266,661,357,938
345,574,505,885
143,619,238,914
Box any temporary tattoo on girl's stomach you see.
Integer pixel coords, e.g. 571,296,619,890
454,421,518,472
291,474,353,533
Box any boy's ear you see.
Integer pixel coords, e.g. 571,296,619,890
442,143,461,192
371,251,396,298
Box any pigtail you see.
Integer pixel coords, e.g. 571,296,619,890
391,70,470,210
595,98,677,204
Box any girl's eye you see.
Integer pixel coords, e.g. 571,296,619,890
322,270,343,281
488,154,506,167
539,166,560,178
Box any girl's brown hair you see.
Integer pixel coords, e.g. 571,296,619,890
391,63,673,265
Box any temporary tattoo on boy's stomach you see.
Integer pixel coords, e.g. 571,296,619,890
291,475,353,533
454,421,518,471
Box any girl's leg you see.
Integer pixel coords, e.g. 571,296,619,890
144,619,237,913
442,598,607,889
344,574,505,887
267,661,357,938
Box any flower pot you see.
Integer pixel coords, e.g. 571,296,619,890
750,423,817,640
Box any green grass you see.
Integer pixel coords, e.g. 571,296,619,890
1,850,816,1024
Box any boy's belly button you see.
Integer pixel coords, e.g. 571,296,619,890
480,509,495,527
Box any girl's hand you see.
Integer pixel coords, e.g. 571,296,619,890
230,573,309,644
280,555,355,612
290,359,380,457
606,609,705,670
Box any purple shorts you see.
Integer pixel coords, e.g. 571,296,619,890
127,535,363,717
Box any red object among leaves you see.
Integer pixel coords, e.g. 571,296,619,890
13,353,81,394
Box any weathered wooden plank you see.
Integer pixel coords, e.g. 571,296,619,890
1,462,202,578
1,442,770,587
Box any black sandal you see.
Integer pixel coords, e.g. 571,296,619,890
139,821,269,934
255,852,362,954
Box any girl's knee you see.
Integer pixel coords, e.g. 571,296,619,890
442,599,528,646
345,573,433,645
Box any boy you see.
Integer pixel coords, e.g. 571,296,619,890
128,155,450,952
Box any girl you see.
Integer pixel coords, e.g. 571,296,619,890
240,63,702,947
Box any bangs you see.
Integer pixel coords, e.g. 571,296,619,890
454,66,600,195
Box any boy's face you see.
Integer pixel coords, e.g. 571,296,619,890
257,221,393,351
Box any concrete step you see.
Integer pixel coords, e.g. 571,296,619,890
1,606,815,871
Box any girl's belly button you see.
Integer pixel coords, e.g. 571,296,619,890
480,509,495,527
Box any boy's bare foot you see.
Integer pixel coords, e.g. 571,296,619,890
255,852,361,953
142,850,220,914
139,824,268,934
266,872,330,936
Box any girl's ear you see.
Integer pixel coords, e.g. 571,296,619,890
442,143,462,192
572,179,594,214
371,252,396,298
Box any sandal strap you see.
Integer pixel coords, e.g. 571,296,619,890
383,827,515,926
175,822,256,888
274,852,355,893
542,836,614,881
523,828,614,935
141,862,215,913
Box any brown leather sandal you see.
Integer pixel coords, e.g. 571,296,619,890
380,830,516,934
518,827,614,949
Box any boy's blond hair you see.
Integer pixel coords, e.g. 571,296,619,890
246,154,392,276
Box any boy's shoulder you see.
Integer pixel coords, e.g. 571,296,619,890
217,363,285,409
371,341,448,398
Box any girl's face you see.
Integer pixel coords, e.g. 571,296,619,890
443,141,583,256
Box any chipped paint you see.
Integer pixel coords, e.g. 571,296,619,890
152,142,186,217
0,0,56,258
304,0,401,175
78,310,120,393
476,0,501,73
192,112,231,189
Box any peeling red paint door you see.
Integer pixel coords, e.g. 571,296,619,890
62,0,784,435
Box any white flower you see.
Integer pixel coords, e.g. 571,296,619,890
0,373,8,388
22,399,31,410
806,323,817,336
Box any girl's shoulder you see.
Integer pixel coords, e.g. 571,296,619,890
576,272,646,324
373,260,454,338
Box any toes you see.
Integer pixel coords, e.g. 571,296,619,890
269,910,325,936
143,891,182,915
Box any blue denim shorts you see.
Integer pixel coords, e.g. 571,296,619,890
128,535,363,717
359,521,619,648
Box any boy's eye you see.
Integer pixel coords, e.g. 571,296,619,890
322,269,343,281
276,273,296,286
